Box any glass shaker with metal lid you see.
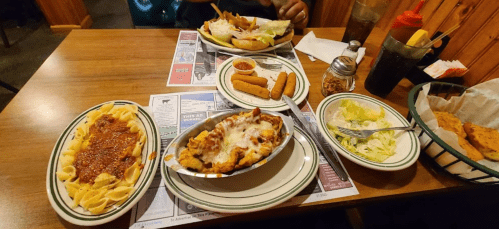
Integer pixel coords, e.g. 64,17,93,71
321,41,360,96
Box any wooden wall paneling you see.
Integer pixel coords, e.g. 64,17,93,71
440,0,499,59
454,10,499,68
479,64,499,85
422,0,460,36
310,0,353,27
376,0,416,32
462,41,499,86
436,0,481,31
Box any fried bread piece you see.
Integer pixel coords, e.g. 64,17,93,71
434,111,467,138
457,136,484,161
463,122,499,161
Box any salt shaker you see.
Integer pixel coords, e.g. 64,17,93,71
321,41,360,96
341,40,361,60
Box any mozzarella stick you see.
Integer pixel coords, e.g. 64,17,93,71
231,74,268,87
283,72,296,98
233,80,270,99
271,72,287,100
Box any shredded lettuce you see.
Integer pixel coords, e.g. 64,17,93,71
327,99,396,162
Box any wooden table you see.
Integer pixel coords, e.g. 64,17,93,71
0,28,481,229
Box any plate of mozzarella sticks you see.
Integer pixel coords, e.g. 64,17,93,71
216,54,310,111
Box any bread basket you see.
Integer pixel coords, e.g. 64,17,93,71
407,82,499,184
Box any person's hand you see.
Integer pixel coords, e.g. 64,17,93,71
277,0,309,29
256,0,272,6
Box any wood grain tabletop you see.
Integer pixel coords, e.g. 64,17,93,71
0,28,472,229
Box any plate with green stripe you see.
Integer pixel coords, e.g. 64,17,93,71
316,93,420,171
161,126,319,213
46,100,161,226
216,54,310,112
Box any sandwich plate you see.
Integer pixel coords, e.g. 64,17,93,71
216,54,310,112
316,93,420,171
46,100,161,226
198,17,292,53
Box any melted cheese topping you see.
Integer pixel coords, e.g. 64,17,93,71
214,120,273,164
177,108,283,174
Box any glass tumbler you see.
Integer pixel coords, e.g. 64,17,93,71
341,0,389,46
364,31,431,98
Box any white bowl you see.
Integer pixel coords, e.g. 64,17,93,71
316,93,420,171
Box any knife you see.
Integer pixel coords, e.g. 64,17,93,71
282,95,349,181
200,41,212,74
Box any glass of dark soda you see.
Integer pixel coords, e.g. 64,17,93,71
364,32,430,98
341,0,389,46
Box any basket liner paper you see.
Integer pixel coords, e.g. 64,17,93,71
415,79,499,181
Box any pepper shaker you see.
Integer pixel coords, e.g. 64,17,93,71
321,41,360,97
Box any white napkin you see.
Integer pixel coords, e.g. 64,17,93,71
295,31,366,64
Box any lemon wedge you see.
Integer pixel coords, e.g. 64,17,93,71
406,29,430,47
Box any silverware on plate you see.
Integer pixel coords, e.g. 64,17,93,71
282,95,349,181
218,51,283,70
335,126,415,139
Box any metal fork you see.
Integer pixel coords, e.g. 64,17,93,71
253,59,283,70
336,126,415,139
217,51,283,70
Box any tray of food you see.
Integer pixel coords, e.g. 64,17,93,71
316,93,420,171
46,101,161,226
408,80,499,184
162,108,294,178
197,4,293,53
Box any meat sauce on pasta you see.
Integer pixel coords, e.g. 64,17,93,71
74,114,138,184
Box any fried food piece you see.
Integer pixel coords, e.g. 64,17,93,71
433,111,467,138
231,38,269,50
211,3,224,19
457,136,484,161
177,148,204,171
283,72,296,98
271,72,288,100
204,21,210,33
233,80,270,99
231,74,267,87
464,122,499,161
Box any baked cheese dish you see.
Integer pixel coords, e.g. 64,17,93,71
178,108,283,174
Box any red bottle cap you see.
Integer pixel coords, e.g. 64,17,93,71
391,0,424,29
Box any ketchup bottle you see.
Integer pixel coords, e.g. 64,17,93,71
370,0,425,67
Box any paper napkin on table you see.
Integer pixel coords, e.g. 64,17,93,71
295,31,366,64
423,60,468,79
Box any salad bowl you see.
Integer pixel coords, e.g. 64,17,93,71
316,93,420,171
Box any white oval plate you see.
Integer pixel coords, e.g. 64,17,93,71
46,100,161,226
198,17,291,54
161,126,319,213
316,93,420,171
216,54,310,112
